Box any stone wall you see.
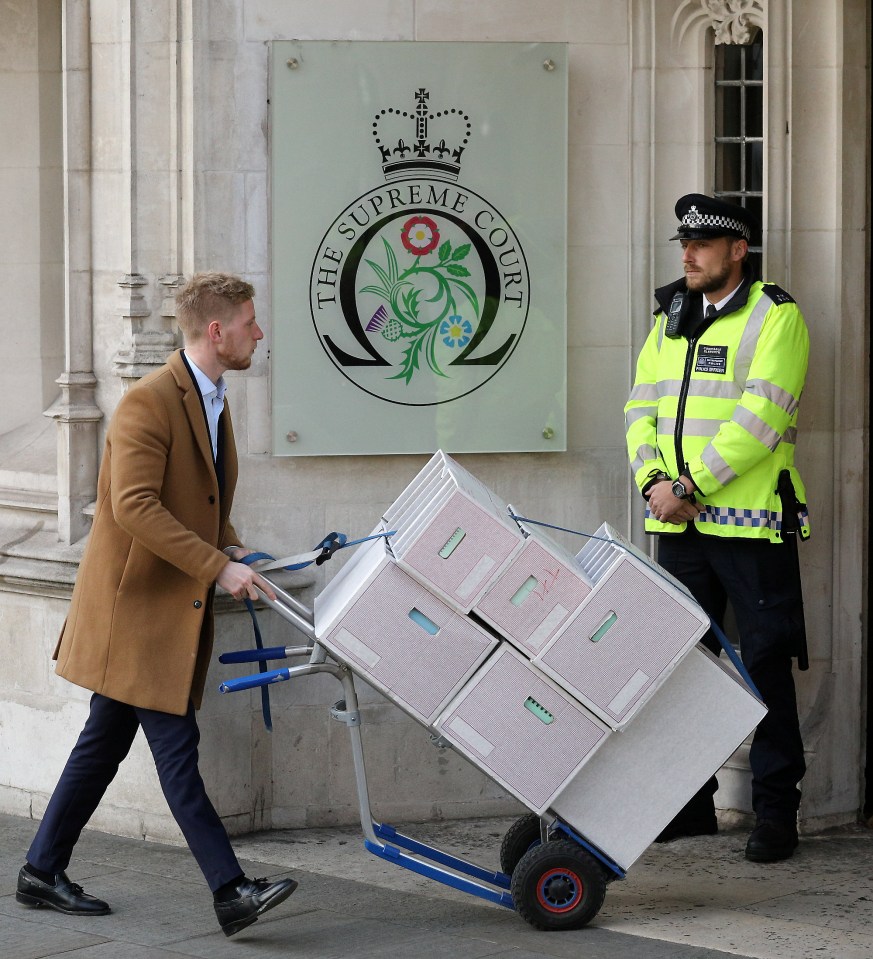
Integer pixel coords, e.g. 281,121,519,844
0,0,868,845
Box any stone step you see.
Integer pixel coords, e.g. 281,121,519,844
0,415,60,532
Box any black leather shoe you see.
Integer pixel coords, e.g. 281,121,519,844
214,875,298,937
16,867,110,915
655,815,718,843
745,819,798,862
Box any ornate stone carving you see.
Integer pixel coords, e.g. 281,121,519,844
707,0,763,43
674,0,764,46
113,273,178,384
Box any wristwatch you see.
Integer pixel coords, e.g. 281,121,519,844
671,478,691,500
642,470,670,500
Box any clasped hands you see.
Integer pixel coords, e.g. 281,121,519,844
646,479,704,524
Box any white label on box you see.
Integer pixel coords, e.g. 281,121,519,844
528,605,569,650
335,628,381,669
448,716,495,757
608,669,649,715
456,556,496,599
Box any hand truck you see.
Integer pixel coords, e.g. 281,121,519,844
219,573,625,932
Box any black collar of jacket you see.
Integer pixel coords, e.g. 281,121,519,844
653,265,755,338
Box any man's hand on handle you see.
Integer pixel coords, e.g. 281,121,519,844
217,548,277,602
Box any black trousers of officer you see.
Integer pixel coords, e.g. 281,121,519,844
26,693,243,893
657,525,806,823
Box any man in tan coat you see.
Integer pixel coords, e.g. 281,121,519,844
16,273,298,938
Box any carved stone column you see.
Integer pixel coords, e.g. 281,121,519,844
45,0,102,546
44,372,102,544
110,0,185,389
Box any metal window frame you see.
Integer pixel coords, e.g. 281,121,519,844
713,34,764,261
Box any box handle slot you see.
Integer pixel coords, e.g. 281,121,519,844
524,696,554,724
408,608,439,635
439,527,466,559
510,575,539,607
590,611,617,643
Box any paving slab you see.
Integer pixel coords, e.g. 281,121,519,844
5,812,873,959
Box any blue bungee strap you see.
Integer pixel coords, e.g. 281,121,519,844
242,595,272,731
240,529,400,574
234,530,395,729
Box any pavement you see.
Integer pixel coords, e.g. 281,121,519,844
2,811,872,959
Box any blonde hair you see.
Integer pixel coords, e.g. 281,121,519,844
175,272,255,341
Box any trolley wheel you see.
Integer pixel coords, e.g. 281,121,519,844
510,839,607,931
500,813,549,875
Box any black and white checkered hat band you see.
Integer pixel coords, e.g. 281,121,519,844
680,205,751,241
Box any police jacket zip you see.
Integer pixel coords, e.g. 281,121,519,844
673,310,720,483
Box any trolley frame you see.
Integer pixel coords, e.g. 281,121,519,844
218,576,625,922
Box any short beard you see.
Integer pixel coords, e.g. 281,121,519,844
225,356,253,372
686,261,732,295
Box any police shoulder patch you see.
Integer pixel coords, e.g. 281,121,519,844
762,283,795,305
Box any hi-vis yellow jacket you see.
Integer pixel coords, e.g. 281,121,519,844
625,274,811,542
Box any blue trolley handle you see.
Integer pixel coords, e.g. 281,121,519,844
219,646,289,665
219,668,291,694
226,531,396,730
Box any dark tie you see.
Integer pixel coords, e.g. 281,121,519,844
705,304,717,320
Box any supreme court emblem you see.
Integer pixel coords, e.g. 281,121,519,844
271,41,566,455
310,90,530,406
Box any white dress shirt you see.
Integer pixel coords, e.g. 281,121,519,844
183,353,227,461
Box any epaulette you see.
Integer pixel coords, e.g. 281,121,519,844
762,283,795,305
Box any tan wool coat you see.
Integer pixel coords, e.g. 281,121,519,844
54,350,240,715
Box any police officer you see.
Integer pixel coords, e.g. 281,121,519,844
625,194,809,862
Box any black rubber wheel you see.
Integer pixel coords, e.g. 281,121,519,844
510,839,607,931
499,813,548,875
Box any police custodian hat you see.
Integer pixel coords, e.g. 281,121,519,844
670,193,757,243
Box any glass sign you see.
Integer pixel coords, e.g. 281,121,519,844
271,41,568,455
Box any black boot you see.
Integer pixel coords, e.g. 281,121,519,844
745,819,798,862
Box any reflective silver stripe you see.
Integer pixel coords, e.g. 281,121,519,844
698,505,778,529
745,378,800,415
784,426,797,445
675,417,727,437
733,406,783,450
629,383,659,402
734,294,772,386
656,379,684,397
630,444,658,474
656,417,677,435
625,406,656,427
685,380,742,400
700,446,736,486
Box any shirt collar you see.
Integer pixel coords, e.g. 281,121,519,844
705,280,744,314
183,352,227,401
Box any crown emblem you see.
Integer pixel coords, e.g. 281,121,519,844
373,89,471,181
684,205,703,227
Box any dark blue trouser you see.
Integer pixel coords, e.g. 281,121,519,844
27,693,242,892
657,525,806,822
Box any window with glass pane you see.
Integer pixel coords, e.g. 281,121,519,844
714,31,763,277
